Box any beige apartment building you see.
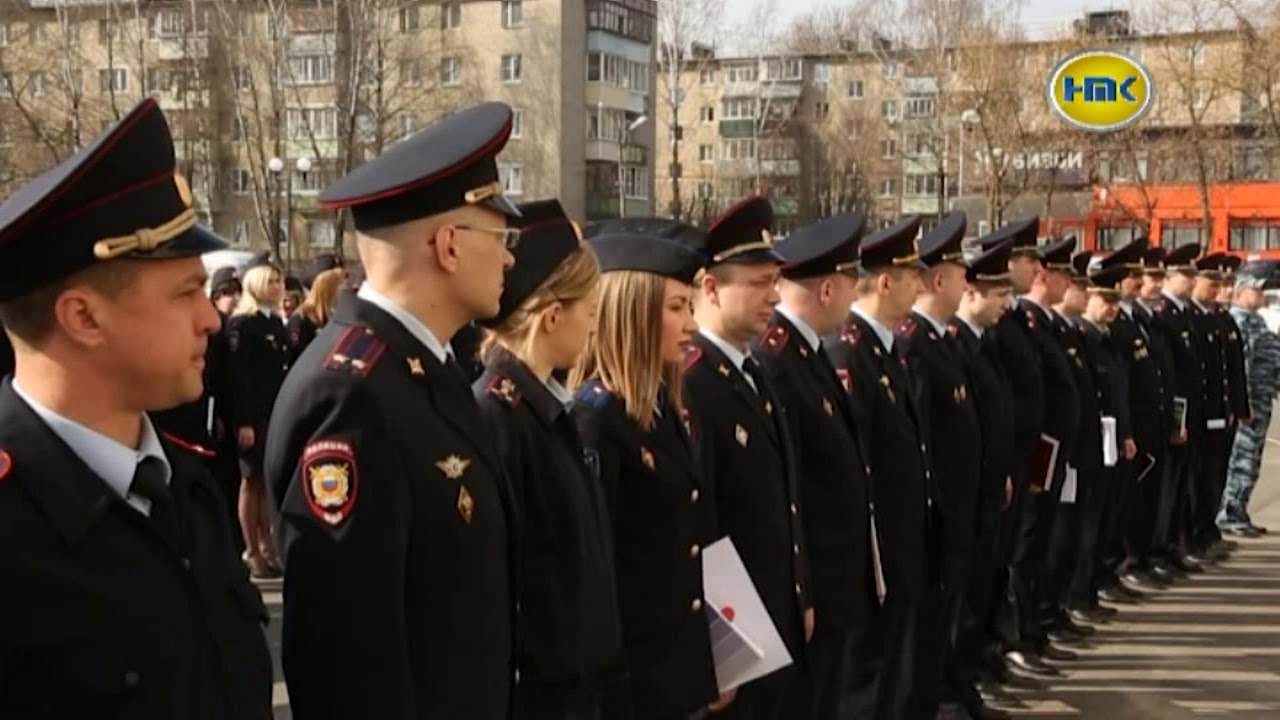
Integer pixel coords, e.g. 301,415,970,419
0,0,657,268
657,10,1277,243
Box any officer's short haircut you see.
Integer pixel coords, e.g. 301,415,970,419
0,260,140,345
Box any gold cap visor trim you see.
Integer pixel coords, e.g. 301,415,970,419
93,208,198,260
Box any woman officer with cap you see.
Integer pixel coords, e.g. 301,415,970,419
570,219,733,720
473,201,621,720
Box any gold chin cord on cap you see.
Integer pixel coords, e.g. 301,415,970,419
464,181,504,205
891,237,921,266
93,208,198,260
711,228,775,263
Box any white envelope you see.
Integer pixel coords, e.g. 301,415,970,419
702,537,794,692
1061,464,1079,504
1101,416,1118,467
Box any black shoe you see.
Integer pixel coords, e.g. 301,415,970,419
1116,583,1147,600
1185,552,1213,566
1063,617,1097,635
1153,558,1189,579
1068,608,1109,625
1122,571,1168,591
976,681,1026,710
1004,650,1060,677
1041,644,1078,662
1047,628,1086,645
1174,555,1205,573
1099,586,1138,604
1219,539,1240,552
1251,524,1268,535
965,697,1014,720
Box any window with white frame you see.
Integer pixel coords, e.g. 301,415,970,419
722,97,756,120
904,94,936,118
232,116,247,141
400,60,423,87
700,68,715,85
501,54,523,83
440,56,462,86
1189,40,1205,65
697,181,713,199
233,65,251,90
441,1,462,29
502,0,524,28
146,67,168,94
399,113,416,140
815,101,829,119
725,64,757,83
30,22,47,44
511,108,525,138
720,138,755,161
0,125,11,146
879,177,897,197
232,221,251,248
906,173,938,196
287,106,338,140
99,68,127,94
0,74,11,98
699,106,714,123
623,166,649,199
29,71,45,97
881,138,896,158
153,9,183,38
814,63,832,83
287,55,333,85
400,3,420,32
294,169,324,194
906,133,930,156
881,99,898,119
847,79,864,98
765,58,802,81
307,220,336,250
499,162,524,195
0,23,9,47
232,169,252,195
354,113,375,144
699,144,714,163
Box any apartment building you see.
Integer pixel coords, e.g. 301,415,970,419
0,0,657,267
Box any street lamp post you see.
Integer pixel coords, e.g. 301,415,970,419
619,114,648,219
268,156,313,272
956,108,980,210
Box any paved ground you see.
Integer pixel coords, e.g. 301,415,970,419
262,433,1280,719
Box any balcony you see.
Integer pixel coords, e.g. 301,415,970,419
760,83,803,100
158,37,208,60
724,81,760,97
621,144,648,165
759,159,800,176
719,119,756,138
585,193,652,220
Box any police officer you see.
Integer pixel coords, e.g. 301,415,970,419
1219,260,1280,536
1190,253,1232,563
685,196,809,720
473,200,621,719
894,211,986,714
0,98,272,718
265,102,520,719
754,212,875,720
826,215,940,719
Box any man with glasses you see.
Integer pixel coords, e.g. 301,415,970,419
265,102,520,719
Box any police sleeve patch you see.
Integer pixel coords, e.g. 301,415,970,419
301,439,358,527
486,374,522,407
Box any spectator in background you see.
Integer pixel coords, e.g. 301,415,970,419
289,267,345,361
283,275,304,317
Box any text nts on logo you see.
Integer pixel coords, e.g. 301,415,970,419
1046,49,1154,132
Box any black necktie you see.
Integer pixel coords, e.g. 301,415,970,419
130,456,179,546
445,353,471,387
743,355,765,395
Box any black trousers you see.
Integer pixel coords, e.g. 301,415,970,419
1097,463,1131,580
1011,483,1059,647
1153,443,1195,555
1067,466,1106,609
784,625,851,720
1044,471,1082,614
961,500,1008,676
1195,430,1231,548
845,578,942,720
938,519,978,700
515,682,604,720
718,665,794,720
1124,449,1165,568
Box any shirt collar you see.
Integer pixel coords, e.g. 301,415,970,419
960,316,983,338
699,328,752,374
912,306,950,337
1191,299,1210,313
1163,291,1188,310
12,380,171,515
776,305,821,352
545,377,574,413
1022,296,1051,316
358,282,452,363
850,304,895,352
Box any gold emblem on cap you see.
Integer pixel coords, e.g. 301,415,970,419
173,173,193,208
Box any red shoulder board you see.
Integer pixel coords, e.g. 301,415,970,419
486,374,522,407
301,439,358,528
761,324,789,354
0,449,12,480
947,324,960,337
838,323,862,345
895,317,918,338
682,345,704,373
324,326,387,378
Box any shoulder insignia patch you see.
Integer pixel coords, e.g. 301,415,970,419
682,345,704,373
895,317,918,338
301,440,358,528
575,380,612,409
838,323,862,345
0,449,12,480
762,324,789,354
324,326,387,378
486,375,522,407
1023,309,1038,329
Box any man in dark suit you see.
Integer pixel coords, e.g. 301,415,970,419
684,195,810,720
1189,254,1233,563
826,215,940,720
265,103,521,719
0,99,272,718
754,212,874,720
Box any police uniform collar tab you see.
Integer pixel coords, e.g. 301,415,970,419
698,328,752,378
484,347,567,422
356,283,450,363
0,98,225,302
705,195,782,266
776,305,821,352
912,306,949,337
320,102,520,231
850,305,895,352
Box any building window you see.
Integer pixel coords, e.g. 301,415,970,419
699,144,714,163
502,0,524,28
441,1,462,30
700,68,715,85
700,106,714,123
232,116,247,141
815,102,829,119
0,75,10,98
881,138,897,159
29,22,47,44
400,60,423,87
99,68,127,94
1229,220,1280,251
29,71,45,97
879,178,897,197
1161,222,1204,249
906,133,930,156
725,64,758,83
1235,146,1269,180
511,108,525,138
232,221,251,247
697,181,713,199
287,106,339,140
233,169,252,195
440,56,462,86
399,113,416,140
499,162,524,195
287,55,333,85
722,97,756,120
623,166,649,199
1096,225,1139,251
400,3,420,32
308,220,337,248
152,9,183,38
0,23,8,47
720,138,755,161
1189,40,1205,65
233,65,251,90
905,94,936,118
765,58,802,81
881,99,898,120
847,79,864,99
906,173,938,196
501,54,523,83
882,59,897,78
586,0,656,42
814,63,832,83
146,67,169,94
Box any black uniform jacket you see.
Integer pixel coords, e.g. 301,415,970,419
683,333,810,664
573,380,718,719
1135,301,1180,445
1113,306,1167,457
265,293,517,720
286,313,322,365
753,312,876,630
1191,303,1229,432
991,302,1046,473
1218,307,1249,421
1065,320,1102,476
897,312,983,542
949,320,1016,534
0,327,13,378
0,383,273,719
1152,296,1205,442
226,312,290,472
474,349,622,691
825,312,935,603
1023,301,1082,486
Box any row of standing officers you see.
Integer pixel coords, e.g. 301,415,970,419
3,96,1277,720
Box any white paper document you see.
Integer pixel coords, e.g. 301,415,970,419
1101,416,1118,467
1207,418,1228,431
1060,464,1079,504
702,537,794,692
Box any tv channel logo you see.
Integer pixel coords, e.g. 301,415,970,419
1047,50,1154,132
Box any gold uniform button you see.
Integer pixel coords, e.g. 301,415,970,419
795,583,803,595
690,544,701,558
790,503,798,516
691,488,700,502
793,544,800,555
691,598,703,612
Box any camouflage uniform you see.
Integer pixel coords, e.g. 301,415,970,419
1218,305,1280,529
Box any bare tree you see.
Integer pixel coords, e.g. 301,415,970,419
657,0,725,220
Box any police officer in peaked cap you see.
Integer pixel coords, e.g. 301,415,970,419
264,101,521,719
0,98,272,719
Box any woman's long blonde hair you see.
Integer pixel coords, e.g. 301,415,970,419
297,268,345,326
569,270,684,431
233,264,281,317
482,242,600,363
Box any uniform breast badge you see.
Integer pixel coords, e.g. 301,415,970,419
640,447,655,471
735,424,749,447
822,397,834,416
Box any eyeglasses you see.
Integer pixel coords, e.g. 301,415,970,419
455,225,521,250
